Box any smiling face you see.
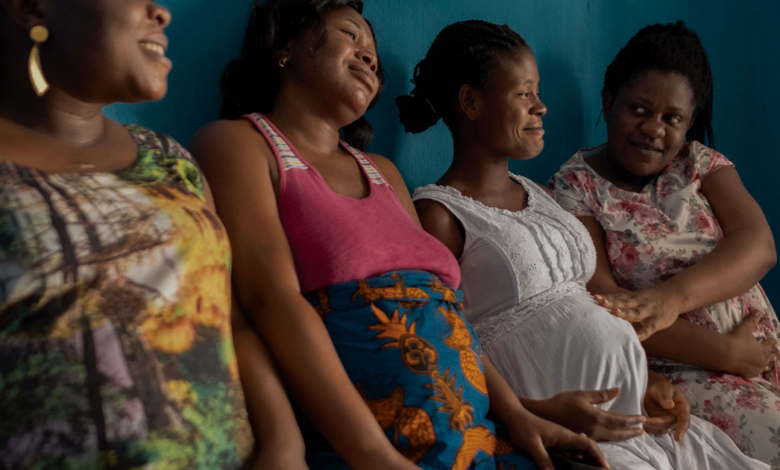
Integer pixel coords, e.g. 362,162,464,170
43,0,172,103
470,50,547,160
603,69,696,177
283,6,379,124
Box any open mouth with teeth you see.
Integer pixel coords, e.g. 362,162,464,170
140,42,166,56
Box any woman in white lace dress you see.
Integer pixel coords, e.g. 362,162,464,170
397,19,766,469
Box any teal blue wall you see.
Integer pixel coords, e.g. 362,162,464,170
106,0,779,304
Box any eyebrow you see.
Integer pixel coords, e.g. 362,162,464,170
346,18,365,31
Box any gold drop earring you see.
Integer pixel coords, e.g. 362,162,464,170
278,56,290,68
28,25,50,96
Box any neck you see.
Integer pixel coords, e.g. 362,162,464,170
603,146,655,189
443,133,514,194
0,77,107,146
266,85,345,156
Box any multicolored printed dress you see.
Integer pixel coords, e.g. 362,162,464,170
0,126,253,469
550,141,780,468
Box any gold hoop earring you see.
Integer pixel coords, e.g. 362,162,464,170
29,25,50,97
278,57,289,68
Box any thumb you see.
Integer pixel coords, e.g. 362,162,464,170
650,384,675,409
588,387,620,405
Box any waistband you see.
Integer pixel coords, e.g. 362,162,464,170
304,270,463,312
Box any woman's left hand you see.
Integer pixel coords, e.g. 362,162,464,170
507,409,610,470
643,373,690,442
594,288,680,341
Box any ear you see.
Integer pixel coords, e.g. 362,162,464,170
2,0,47,30
458,84,480,121
601,92,614,124
274,45,292,62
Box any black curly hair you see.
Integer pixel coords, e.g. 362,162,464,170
603,20,714,147
396,20,529,134
221,0,385,150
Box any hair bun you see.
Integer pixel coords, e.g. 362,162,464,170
396,94,440,134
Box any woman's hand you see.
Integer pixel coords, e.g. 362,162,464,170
643,372,690,442
506,408,610,470
725,311,779,378
522,388,644,442
593,288,680,341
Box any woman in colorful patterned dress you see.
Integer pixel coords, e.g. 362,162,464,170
190,1,608,469
0,0,301,468
549,21,780,467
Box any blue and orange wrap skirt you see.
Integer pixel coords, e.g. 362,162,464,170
302,270,536,470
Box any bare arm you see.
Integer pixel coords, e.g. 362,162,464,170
581,215,777,375
200,178,307,468
662,165,776,311
190,121,415,470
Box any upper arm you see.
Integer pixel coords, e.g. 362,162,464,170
369,153,421,226
189,120,303,322
702,166,774,239
415,198,465,259
579,216,627,294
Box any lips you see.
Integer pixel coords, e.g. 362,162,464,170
348,63,377,91
630,141,663,153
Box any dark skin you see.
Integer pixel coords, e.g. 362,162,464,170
416,51,690,444
191,9,607,470
585,70,778,374
0,1,303,468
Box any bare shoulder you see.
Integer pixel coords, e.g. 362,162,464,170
366,152,401,179
190,119,269,164
415,198,465,258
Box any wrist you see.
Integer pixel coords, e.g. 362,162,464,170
650,283,684,315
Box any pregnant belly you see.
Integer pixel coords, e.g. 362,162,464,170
483,292,648,416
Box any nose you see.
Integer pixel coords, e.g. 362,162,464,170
149,3,172,28
639,116,664,138
533,94,547,117
358,48,378,73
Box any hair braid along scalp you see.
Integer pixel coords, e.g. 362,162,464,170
603,20,715,147
220,0,385,150
397,20,529,134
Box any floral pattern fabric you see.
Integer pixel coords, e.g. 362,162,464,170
0,126,253,469
550,141,780,468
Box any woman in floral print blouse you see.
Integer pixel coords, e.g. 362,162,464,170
550,21,780,467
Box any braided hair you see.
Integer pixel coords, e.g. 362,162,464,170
397,20,529,134
603,21,714,147
221,0,385,150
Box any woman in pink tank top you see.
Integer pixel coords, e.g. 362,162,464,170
190,1,606,469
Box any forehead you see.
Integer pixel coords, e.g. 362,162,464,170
620,69,695,106
488,50,538,87
324,6,370,31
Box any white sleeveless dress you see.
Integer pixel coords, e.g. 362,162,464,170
414,173,767,470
